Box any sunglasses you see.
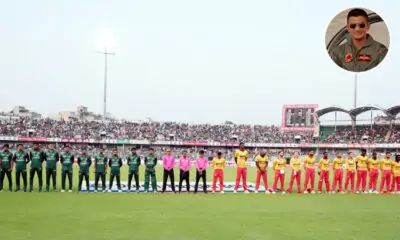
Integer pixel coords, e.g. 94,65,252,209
349,23,366,29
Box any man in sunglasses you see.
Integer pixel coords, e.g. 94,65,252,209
329,8,388,72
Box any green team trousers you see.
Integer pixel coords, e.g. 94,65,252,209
128,170,140,190
144,168,157,192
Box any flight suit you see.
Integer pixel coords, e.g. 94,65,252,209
329,34,388,72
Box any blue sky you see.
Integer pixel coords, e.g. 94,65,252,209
0,0,398,124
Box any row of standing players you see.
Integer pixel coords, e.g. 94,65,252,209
250,149,400,194
1,143,400,194
0,143,208,193
215,144,400,194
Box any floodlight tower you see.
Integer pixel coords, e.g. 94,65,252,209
353,74,358,109
96,29,116,119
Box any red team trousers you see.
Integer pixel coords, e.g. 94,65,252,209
255,169,268,191
303,168,315,191
234,168,248,191
369,169,379,191
332,169,343,192
318,170,330,192
391,176,400,192
380,170,391,192
356,170,368,192
212,169,224,192
287,170,301,193
272,170,285,191
344,171,355,193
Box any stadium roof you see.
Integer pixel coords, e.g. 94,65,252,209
387,105,400,116
325,9,390,52
349,105,390,118
317,105,397,119
316,106,349,118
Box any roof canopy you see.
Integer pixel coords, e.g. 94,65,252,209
316,106,349,118
386,105,400,116
349,105,390,117
317,105,397,119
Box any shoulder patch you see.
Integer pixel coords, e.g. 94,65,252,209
344,53,353,63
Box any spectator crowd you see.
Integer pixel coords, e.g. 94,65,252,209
0,117,399,144
322,125,398,144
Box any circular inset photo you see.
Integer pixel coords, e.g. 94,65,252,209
326,7,389,73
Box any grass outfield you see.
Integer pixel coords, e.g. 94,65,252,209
0,166,398,240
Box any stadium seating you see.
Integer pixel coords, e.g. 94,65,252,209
1,117,399,144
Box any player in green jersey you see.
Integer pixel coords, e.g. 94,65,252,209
0,144,14,192
29,143,45,192
60,145,74,192
108,149,123,192
77,148,92,192
127,147,141,192
44,144,59,192
12,144,30,192
144,148,158,193
94,147,108,193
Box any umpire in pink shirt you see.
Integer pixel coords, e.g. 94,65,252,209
162,149,176,193
178,150,191,193
194,150,208,193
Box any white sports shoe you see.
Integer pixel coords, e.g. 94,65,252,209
233,190,237,193
317,191,322,194
272,191,276,194
369,189,373,194
61,189,65,193
311,191,316,194
220,191,224,194
68,190,72,193
93,190,97,193
304,190,308,194
331,191,336,194
212,191,215,194
244,190,250,194
374,190,379,194
356,191,360,194
265,190,270,194
254,190,258,194
340,191,345,194
108,189,112,193
118,190,122,193
282,191,286,195
102,190,106,193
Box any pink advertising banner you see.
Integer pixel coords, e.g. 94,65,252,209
182,142,208,146
17,137,47,142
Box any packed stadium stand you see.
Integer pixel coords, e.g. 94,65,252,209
1,117,399,143
0,105,399,161
0,117,399,144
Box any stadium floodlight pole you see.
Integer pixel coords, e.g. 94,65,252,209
353,73,358,109
97,47,115,119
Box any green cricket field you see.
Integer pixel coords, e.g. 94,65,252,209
0,165,398,240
